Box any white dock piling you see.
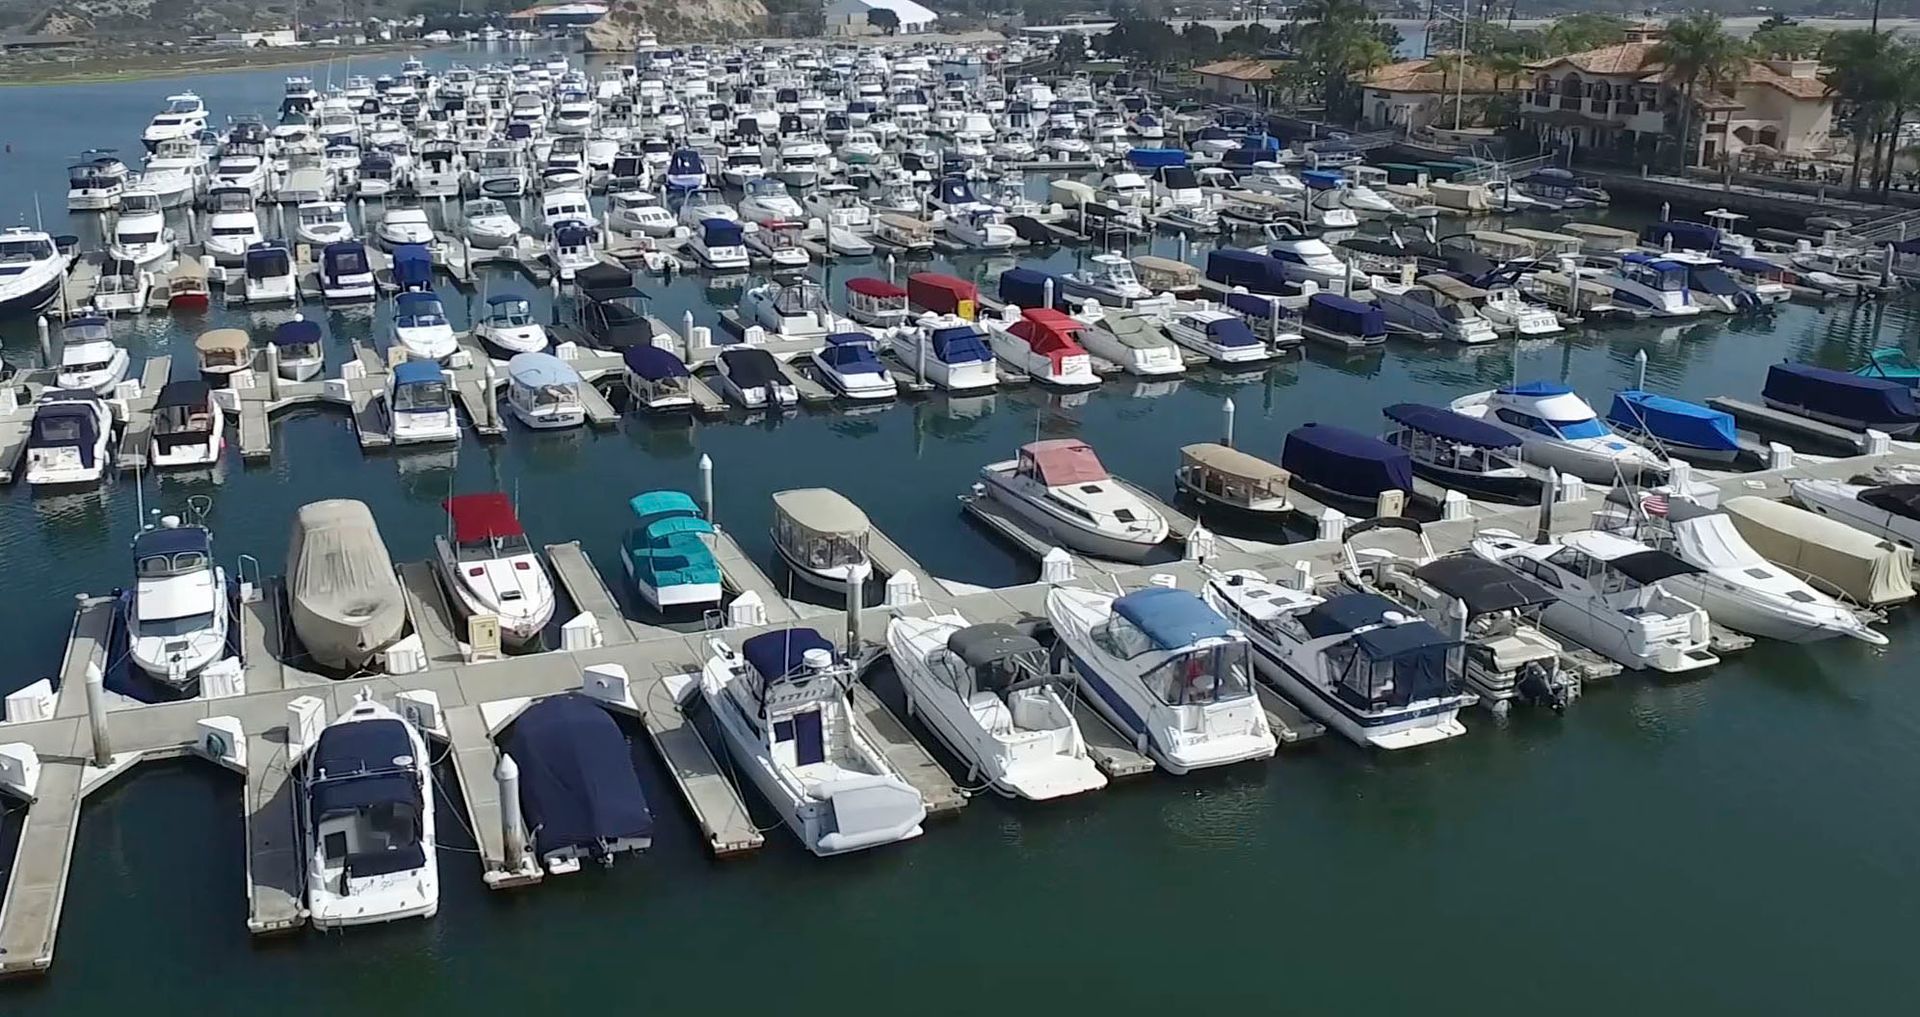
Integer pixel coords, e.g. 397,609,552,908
1767,441,1795,470
698,453,714,521
1634,348,1647,391
83,661,110,767
1040,547,1075,583
482,361,498,430
496,753,528,871
1222,397,1235,447
886,253,897,284
1535,473,1556,543
916,335,927,387
683,310,695,359
264,341,280,401
37,315,50,367
844,564,869,651
1043,276,1055,310
1316,508,1345,541
1447,597,1468,641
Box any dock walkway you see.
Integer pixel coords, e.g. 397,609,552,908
243,733,304,933
846,682,965,815
544,541,636,645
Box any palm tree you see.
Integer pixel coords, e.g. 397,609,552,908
1651,14,1750,171
1292,0,1390,118
1823,30,1902,191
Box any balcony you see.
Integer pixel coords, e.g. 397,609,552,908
1558,94,1580,110
1588,97,1609,114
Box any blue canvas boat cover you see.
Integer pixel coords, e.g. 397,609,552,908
1716,253,1779,274
1126,147,1188,168
1763,361,1920,424
1205,316,1260,347
742,628,836,682
555,222,595,245
628,490,700,522
1383,403,1519,448
1301,170,1346,190
501,694,654,858
1644,220,1719,252
133,522,211,558
1224,290,1282,320
998,266,1064,309
322,242,369,276
1305,292,1386,337
506,351,579,388
1301,593,1455,705
273,319,322,347
930,325,991,364
1301,591,1411,638
1282,423,1413,498
28,400,99,465
701,219,742,245
311,717,416,783
1113,587,1233,650
935,177,978,206
1206,248,1290,294
1500,380,1570,397
820,333,881,370
392,244,432,288
392,360,442,386
1605,390,1738,451
667,149,703,178
622,344,689,379
395,290,444,322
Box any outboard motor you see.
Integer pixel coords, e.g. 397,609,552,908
1516,660,1568,714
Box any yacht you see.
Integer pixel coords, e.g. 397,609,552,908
1047,586,1276,774
303,693,439,928
141,140,209,207
975,439,1168,561
738,178,804,226
945,207,1018,250
242,242,296,305
1595,253,1702,317
67,158,124,211
125,511,230,687
1163,308,1271,365
713,346,796,409
24,393,112,487
142,92,208,151
1652,506,1887,646
688,219,749,271
432,493,556,646
1204,570,1474,749
605,192,675,237
388,360,461,445
621,491,722,611
1471,529,1720,674
376,206,435,249
1369,276,1499,344
109,188,175,271
0,227,69,318
294,201,353,247
55,316,130,395
212,144,270,198
1451,382,1665,484
204,187,264,266
720,142,767,187
886,615,1108,800
1058,253,1166,309
888,314,998,391
472,146,530,197
1789,478,1920,549
675,187,737,228
698,629,926,856
462,198,522,250
985,308,1099,387
320,242,376,303
391,291,458,362
1259,230,1351,292
474,294,549,357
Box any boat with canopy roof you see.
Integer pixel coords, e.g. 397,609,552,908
431,493,555,646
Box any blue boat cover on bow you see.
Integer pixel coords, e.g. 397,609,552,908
1225,290,1282,320
1205,316,1260,347
501,694,654,858
1605,390,1738,451
322,242,369,277
1383,403,1520,448
930,325,991,364
1643,220,1719,252
820,333,881,370
1282,423,1413,498
1305,293,1385,337
622,344,689,379
273,319,322,346
742,628,836,682
701,219,742,246
1206,249,1290,294
998,266,1065,309
392,360,442,386
1763,361,1920,425
1126,147,1188,168
1113,587,1233,650
1301,170,1346,190
392,244,432,288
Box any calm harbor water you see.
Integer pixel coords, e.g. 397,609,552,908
3,51,1919,1013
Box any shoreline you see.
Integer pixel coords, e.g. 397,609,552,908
0,41,483,87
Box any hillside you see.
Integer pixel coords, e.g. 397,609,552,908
584,0,770,50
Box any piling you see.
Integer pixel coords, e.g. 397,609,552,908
683,310,695,357
497,753,527,871
265,341,280,401
915,334,927,387
83,661,110,767
549,277,561,325
1634,348,1647,391
37,315,51,367
482,360,498,430
698,453,714,521
1042,276,1054,311
845,564,868,651
1448,597,1468,641
1535,473,1556,544
1222,397,1235,448
886,253,897,284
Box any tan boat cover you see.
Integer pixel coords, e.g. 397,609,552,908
286,499,407,670
1132,255,1200,286
772,488,870,537
1181,443,1290,486
195,329,249,354
1721,496,1915,605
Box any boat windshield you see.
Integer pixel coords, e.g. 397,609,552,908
456,531,533,559
0,238,53,262
393,379,450,411
1494,407,1609,441
1145,643,1254,707
490,301,533,326
138,549,207,576
136,610,216,639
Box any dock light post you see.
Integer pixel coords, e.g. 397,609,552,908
37,315,51,368
1635,348,1647,391
84,658,111,767
496,752,528,871
1222,397,1236,448
698,454,714,522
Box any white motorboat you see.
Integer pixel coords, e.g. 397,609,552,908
1471,529,1719,674
687,218,749,271
810,331,898,401
109,188,175,271
0,227,69,318
1789,478,1920,550
771,488,873,593
1257,229,1351,291
242,242,296,305
975,439,1168,561
303,693,439,927
698,629,925,856
56,317,131,394
1163,308,1272,365
503,352,584,430
388,360,460,445
475,294,549,357
1481,286,1562,336
1071,305,1185,376
376,206,435,248
1048,585,1276,774
774,139,828,187
1451,383,1665,484
1369,276,1499,344
413,143,464,199
204,186,264,266
125,510,229,686
886,615,1108,800
295,201,354,246
67,159,124,211
472,146,529,197
888,314,998,391
713,346,796,409
391,291,457,362
605,192,675,237
984,308,1098,387
433,493,556,645
272,318,327,381
621,344,698,414
1653,507,1887,645
1594,253,1702,317
213,146,270,198
24,393,112,487
142,92,208,151
147,378,223,470
720,143,767,188
1058,253,1168,310
89,258,152,317
739,178,805,225
675,187,737,228
462,198,521,250
740,278,838,339
1240,162,1306,197
141,143,208,208
547,220,600,281
319,242,375,303
944,207,1017,250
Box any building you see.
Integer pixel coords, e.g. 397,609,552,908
824,0,939,36
1356,57,1505,132
1193,59,1283,101
1519,25,1834,167
212,30,300,48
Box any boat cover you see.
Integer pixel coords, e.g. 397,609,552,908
1605,390,1737,451
701,219,742,246
908,272,978,315
1304,293,1386,337
628,490,700,522
1644,220,1718,252
1763,362,1920,426
1113,587,1233,650
444,492,523,543
1021,438,1108,486
719,347,780,385
1860,484,1920,520
1302,592,1455,705
506,351,579,388
195,329,249,355
392,244,432,288
1154,166,1198,190
845,277,906,299
1670,513,1773,574
317,242,367,279
1281,424,1412,498
930,325,991,364
742,628,836,682
1413,555,1554,614
948,623,1044,674
1301,170,1345,190
556,222,596,246
28,400,99,464
394,291,445,326
997,266,1065,310
1009,309,1086,365
501,694,655,859
1716,253,1780,275
1225,291,1283,320
244,244,290,278
1383,403,1518,448
622,344,689,380
62,317,111,343
1181,443,1289,484
1206,249,1290,293
1126,147,1188,168
1201,315,1261,347
820,333,882,371
1723,496,1914,605
773,487,869,536
273,319,322,347
286,499,406,670
155,379,210,409
1606,549,1700,583
575,262,632,293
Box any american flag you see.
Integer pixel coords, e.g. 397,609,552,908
1640,491,1669,517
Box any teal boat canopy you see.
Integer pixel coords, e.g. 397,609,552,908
628,490,701,521
626,518,720,589
644,514,713,540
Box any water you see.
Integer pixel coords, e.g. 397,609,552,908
4,52,1920,1014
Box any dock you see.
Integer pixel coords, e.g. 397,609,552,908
866,525,948,598
846,681,966,815
243,732,305,933
111,358,176,471
1069,694,1157,778
396,560,466,665
709,526,811,623
1705,397,1866,453
639,676,764,856
544,541,636,645
1254,684,1327,744
443,705,540,888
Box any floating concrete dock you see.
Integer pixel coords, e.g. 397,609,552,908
845,682,965,815
111,359,177,471
244,732,305,934
1069,695,1157,778
1706,397,1866,453
544,542,637,645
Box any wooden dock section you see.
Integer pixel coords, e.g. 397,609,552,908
1069,694,1156,778
544,541,636,645
444,705,539,888
772,357,836,406
866,526,947,598
243,733,306,934
846,682,966,815
636,678,764,856
47,258,101,318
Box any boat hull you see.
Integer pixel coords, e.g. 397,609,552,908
981,474,1162,563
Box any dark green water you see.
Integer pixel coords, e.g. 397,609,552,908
2,50,1918,1013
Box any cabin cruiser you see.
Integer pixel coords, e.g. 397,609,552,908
142,142,209,208
67,159,124,211
472,147,529,197
771,488,873,593
503,352,584,430
242,242,296,305
1058,252,1167,310
887,615,1107,800
605,192,675,237
738,178,804,226
889,315,998,391
142,92,208,151
804,183,875,251
0,227,69,318
975,440,1168,561
1259,230,1351,292
809,332,897,401
688,219,749,271
945,207,1018,250
147,377,223,466
1789,478,1920,550
213,144,270,198
390,291,457,362
291,201,351,247
1471,529,1719,674
1163,308,1270,365
621,491,721,611
24,393,112,487
194,328,251,412
720,142,766,188
303,692,438,927
985,308,1098,387
461,198,520,251
1073,306,1186,376
1481,286,1562,336
90,258,151,317
714,346,796,410
124,511,230,687
1660,251,1763,314
319,242,375,302
272,318,326,381
1048,586,1276,774
109,188,175,271
664,148,707,192
204,187,264,266
741,278,838,340
388,360,460,445
547,221,600,281
622,345,697,414
1593,253,1701,317
475,294,549,357
1452,382,1665,484
1370,276,1498,344
56,317,130,395
376,206,435,249
774,139,828,187
433,493,555,646
1762,362,1920,437
699,629,925,856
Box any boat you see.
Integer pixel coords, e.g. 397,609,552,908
1450,382,1666,484
242,242,296,305
294,201,354,247
23,393,112,487
124,511,230,687
55,317,130,395
204,187,264,266
620,491,722,611
388,360,460,445
1722,494,1914,607
886,615,1108,800
1281,423,1413,516
1481,286,1562,336
302,692,438,927
664,148,707,192
811,332,898,401
499,694,655,872
475,294,550,358
271,318,326,382
1649,504,1887,645
1075,307,1186,376
888,315,998,391
390,244,434,294
1174,443,1293,519
1058,253,1170,312
139,140,208,208
194,328,251,412
873,213,934,254
1048,585,1276,774
109,188,175,271
1660,251,1766,314
845,278,910,328
976,440,1169,561
504,352,585,430
1789,477,1920,550
1594,253,1701,317
604,192,674,238
432,493,556,646
375,206,434,249
1854,348,1920,390
148,380,223,468
713,346,796,409
621,345,697,414
166,257,210,311
771,488,872,593
286,499,408,672
985,307,1099,387
0,227,69,318
697,629,925,856
738,178,804,226
688,219,749,271
320,242,376,302
907,272,979,319
944,206,1018,250
1163,308,1271,365
1370,275,1498,344
392,291,458,362
740,278,837,340
547,221,600,282
67,158,124,211
1298,293,1386,349
1603,390,1740,465
1470,529,1720,674
1380,403,1535,503
1761,362,1920,437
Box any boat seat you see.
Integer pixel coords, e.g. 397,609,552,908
966,692,1014,736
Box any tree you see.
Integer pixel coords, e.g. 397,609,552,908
1181,22,1220,64
1750,22,1828,60
1287,0,1392,120
1651,13,1749,171
1053,30,1087,68
1542,13,1629,56
868,8,899,35
1823,29,1904,192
